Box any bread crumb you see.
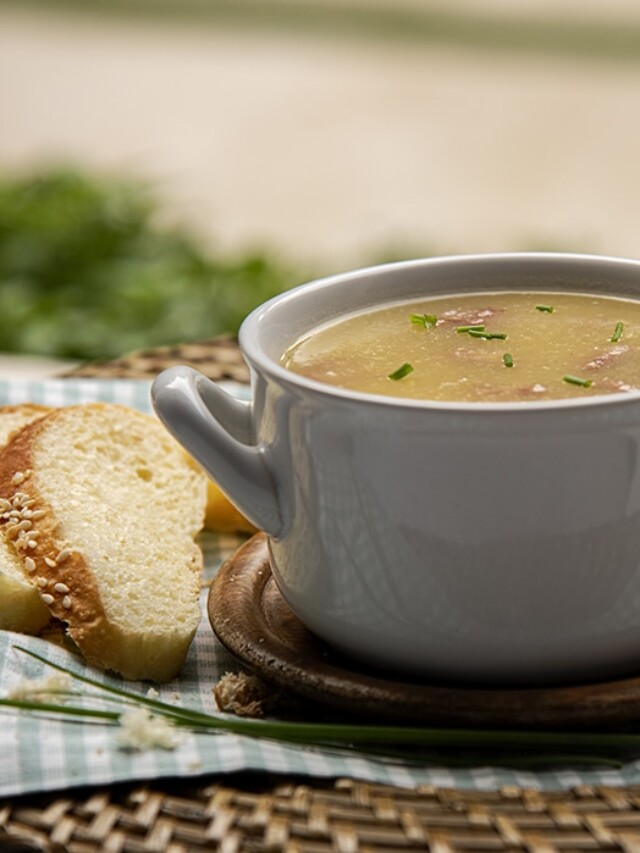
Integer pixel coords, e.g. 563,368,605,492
116,708,184,751
213,671,275,718
6,673,71,701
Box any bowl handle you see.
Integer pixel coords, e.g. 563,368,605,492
151,366,282,537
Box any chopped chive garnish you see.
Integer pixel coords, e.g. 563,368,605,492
410,313,437,328
388,362,414,381
611,322,624,343
467,330,508,340
456,324,485,333
563,374,592,388
535,304,554,313
503,353,514,368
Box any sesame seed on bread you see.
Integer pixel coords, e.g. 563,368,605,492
0,403,208,682
0,405,52,634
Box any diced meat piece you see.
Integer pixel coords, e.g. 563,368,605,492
588,377,640,394
453,345,496,363
437,307,503,327
463,382,549,401
584,345,629,371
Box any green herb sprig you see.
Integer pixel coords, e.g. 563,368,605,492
2,647,640,769
467,330,508,341
410,313,437,328
563,374,592,388
0,169,300,361
611,322,624,343
456,324,485,333
388,363,414,380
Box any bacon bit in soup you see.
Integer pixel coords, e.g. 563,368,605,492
588,378,640,394
438,307,502,326
585,345,629,371
465,382,548,401
453,346,495,363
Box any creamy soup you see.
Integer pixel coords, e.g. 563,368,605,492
281,291,640,402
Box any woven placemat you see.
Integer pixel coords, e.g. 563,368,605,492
4,774,640,852
63,335,250,384
2,336,633,851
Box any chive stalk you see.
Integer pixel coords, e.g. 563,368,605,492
563,374,592,388
456,325,485,333
611,322,624,343
503,353,514,368
535,304,554,313
410,313,437,328
388,363,414,381
467,330,508,340
7,647,640,764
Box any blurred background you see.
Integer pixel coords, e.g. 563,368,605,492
2,0,640,370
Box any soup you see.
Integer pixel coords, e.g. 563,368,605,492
281,291,640,402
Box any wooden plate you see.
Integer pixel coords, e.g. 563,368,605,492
208,533,640,728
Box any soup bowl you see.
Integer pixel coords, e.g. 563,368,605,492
152,252,640,684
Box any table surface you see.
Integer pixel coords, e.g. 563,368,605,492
0,354,79,380
3,345,640,853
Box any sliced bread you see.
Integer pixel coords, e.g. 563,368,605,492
0,405,51,634
0,403,207,681
0,405,51,444
204,479,257,534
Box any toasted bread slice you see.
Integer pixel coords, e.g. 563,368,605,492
0,403,207,681
204,479,257,534
0,405,50,445
0,405,51,634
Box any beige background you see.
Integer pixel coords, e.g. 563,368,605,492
2,4,639,271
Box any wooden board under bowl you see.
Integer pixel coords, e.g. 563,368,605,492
208,533,640,728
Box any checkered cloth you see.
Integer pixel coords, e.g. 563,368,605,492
2,378,640,798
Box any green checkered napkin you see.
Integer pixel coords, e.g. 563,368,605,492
1,378,640,797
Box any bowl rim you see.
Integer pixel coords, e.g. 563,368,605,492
238,251,640,413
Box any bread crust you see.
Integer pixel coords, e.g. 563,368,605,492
0,404,205,681
0,403,50,418
0,412,107,642
0,404,53,635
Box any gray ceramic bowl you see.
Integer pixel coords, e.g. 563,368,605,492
153,253,640,684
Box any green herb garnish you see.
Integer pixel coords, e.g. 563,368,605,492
563,374,592,388
535,304,554,313
0,168,298,361
410,313,437,328
611,322,624,343
456,324,485,333
467,330,508,340
388,362,414,381
503,353,514,368
5,646,640,769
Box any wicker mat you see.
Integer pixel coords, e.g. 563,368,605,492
63,335,251,384
5,774,640,853
3,339,640,852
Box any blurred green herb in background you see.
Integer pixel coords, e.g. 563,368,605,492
0,169,303,361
